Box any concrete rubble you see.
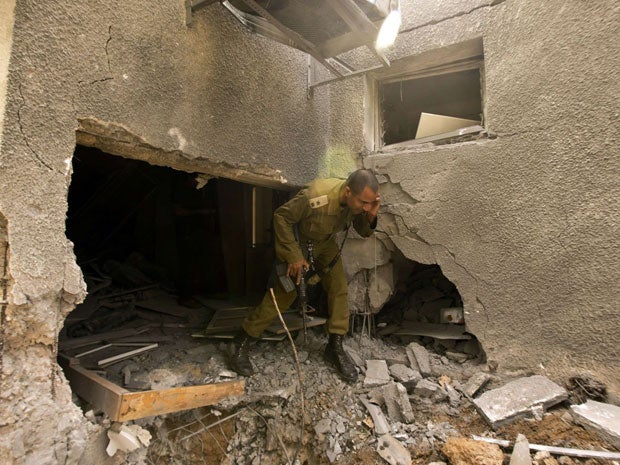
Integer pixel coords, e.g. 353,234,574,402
473,375,569,428
60,319,620,465
509,434,533,465
570,400,620,448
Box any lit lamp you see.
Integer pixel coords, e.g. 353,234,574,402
375,0,401,50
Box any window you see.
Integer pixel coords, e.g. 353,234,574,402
365,38,486,150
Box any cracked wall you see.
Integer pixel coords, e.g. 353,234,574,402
331,0,619,390
0,1,343,464
0,1,618,463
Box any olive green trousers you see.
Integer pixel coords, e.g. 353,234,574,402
242,239,349,337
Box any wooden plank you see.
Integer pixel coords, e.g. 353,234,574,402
60,355,246,421
392,322,472,340
116,380,246,421
59,326,153,350
59,356,127,419
136,295,192,317
98,343,158,366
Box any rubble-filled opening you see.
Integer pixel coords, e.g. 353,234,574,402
66,145,288,307
59,146,290,421
377,255,483,361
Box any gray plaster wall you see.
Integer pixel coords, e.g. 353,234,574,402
0,1,342,463
330,0,619,389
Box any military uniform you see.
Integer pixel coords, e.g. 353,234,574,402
242,178,376,337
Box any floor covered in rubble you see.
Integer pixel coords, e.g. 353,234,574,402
64,325,619,465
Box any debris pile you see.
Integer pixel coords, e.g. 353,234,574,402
138,331,619,465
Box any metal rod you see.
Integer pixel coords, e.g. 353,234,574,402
310,64,384,90
471,435,620,460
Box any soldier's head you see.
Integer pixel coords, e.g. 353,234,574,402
343,169,379,214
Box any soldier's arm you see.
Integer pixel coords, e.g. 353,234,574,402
273,189,312,264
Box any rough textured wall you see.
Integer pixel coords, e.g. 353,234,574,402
334,0,620,390
0,1,333,463
0,0,16,148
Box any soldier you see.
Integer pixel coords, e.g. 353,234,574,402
231,169,380,382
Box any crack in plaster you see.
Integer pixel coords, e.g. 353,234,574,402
400,0,510,34
105,25,112,72
16,84,54,172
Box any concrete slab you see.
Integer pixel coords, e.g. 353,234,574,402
570,400,620,449
414,379,440,398
406,343,431,377
462,372,492,398
382,382,415,424
360,398,390,435
473,375,568,429
389,363,422,390
364,360,391,387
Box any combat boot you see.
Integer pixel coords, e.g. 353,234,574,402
230,331,256,377
324,334,358,383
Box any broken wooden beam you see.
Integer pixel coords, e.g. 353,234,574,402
59,355,245,421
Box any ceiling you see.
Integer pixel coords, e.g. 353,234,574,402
189,0,395,77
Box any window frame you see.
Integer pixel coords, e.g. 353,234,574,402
364,41,486,152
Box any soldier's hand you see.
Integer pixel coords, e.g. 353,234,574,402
367,194,381,221
288,259,310,285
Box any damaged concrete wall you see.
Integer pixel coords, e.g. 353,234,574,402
0,1,343,463
331,0,619,390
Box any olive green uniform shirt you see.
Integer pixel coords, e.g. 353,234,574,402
274,178,375,264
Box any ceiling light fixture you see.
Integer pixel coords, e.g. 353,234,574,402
375,0,401,50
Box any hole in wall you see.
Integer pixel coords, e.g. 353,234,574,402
377,253,483,361
58,145,291,418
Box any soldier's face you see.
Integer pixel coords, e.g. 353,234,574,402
346,186,378,214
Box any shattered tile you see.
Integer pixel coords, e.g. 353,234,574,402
570,400,620,449
473,375,568,429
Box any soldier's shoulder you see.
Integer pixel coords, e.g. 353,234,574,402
306,178,344,197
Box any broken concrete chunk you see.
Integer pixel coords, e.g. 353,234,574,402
360,398,390,435
473,375,568,429
364,360,391,386
406,342,431,377
389,363,422,389
442,437,504,465
382,382,415,424
509,434,532,465
445,351,469,363
326,439,342,463
376,434,412,465
314,418,332,435
414,379,440,398
570,400,620,449
462,372,492,398
532,451,559,465
106,424,151,457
